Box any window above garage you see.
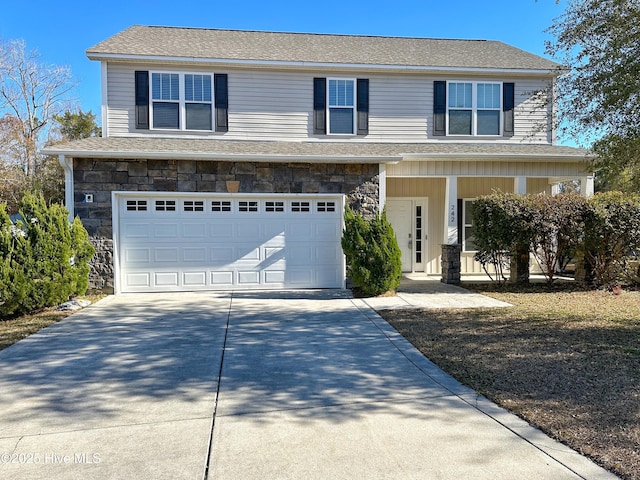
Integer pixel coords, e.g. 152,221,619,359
134,71,228,132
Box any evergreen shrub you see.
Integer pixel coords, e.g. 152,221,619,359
0,193,94,317
341,207,402,296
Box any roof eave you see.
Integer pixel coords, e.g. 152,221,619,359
86,52,559,77
42,147,400,164
401,152,593,162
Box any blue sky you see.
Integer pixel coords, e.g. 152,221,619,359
1,0,567,123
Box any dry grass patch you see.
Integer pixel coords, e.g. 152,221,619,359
380,284,640,480
0,296,105,351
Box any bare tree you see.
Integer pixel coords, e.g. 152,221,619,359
0,38,75,177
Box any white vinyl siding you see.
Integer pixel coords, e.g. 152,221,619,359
514,79,553,143
387,160,587,178
104,63,553,143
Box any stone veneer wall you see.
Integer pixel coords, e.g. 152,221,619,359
73,158,380,293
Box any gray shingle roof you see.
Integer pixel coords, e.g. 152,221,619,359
44,137,589,163
87,26,560,72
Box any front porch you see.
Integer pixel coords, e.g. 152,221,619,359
382,156,593,281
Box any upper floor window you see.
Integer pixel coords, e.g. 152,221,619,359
149,72,213,131
434,81,514,138
328,79,355,134
313,77,369,136
448,82,501,136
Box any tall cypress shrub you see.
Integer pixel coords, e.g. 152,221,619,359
342,207,402,296
0,193,95,317
0,204,30,316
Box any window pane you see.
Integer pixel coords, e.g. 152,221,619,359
186,103,212,130
152,73,179,101
449,83,472,108
477,110,500,135
152,102,179,129
464,200,474,225
329,79,354,107
185,74,211,102
449,110,472,135
464,227,476,251
477,83,500,109
329,108,354,134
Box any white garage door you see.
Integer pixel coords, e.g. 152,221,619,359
114,193,345,293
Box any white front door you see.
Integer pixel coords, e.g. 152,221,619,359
386,198,428,273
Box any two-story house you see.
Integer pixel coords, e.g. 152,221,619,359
45,26,591,294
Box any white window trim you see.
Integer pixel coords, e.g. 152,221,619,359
327,77,356,135
446,81,503,137
149,71,215,132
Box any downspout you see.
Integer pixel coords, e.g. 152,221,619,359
58,154,74,222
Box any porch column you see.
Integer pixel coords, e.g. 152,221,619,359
444,176,458,244
378,164,387,213
582,175,595,197
58,154,75,222
514,176,527,195
442,176,461,284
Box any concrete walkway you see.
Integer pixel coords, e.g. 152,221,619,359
362,277,512,310
0,291,615,479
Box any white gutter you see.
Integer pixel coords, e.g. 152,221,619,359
401,152,592,162
58,154,74,222
44,149,401,164
86,52,559,77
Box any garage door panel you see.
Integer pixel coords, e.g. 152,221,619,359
236,223,261,238
183,224,206,238
210,223,233,237
288,223,313,240
155,272,178,287
211,247,235,262
238,247,260,261
126,272,151,287
263,222,286,238
123,223,149,238
125,248,150,263
183,272,207,286
315,222,341,238
154,248,179,262
238,271,260,284
183,248,207,262
211,271,234,285
154,224,178,238
117,194,344,292
264,270,286,284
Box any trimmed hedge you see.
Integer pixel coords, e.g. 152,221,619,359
471,191,640,287
0,193,94,317
341,207,402,296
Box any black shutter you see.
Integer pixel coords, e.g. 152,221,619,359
313,78,326,135
433,80,446,136
135,71,149,130
503,82,515,137
457,199,463,246
214,73,228,132
357,78,369,135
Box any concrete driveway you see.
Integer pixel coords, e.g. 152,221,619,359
0,291,615,479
